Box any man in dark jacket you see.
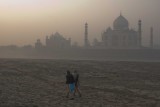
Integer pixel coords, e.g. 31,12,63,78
73,70,81,97
66,70,75,99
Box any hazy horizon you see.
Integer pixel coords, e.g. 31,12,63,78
0,0,160,47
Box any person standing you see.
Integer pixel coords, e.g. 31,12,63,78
66,70,75,100
73,70,81,97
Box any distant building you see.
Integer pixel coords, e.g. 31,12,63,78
46,32,71,49
35,39,43,50
92,38,102,48
101,14,142,48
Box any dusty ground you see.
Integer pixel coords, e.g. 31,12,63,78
0,59,160,107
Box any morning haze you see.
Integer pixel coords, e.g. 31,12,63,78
1,1,160,106
0,0,159,46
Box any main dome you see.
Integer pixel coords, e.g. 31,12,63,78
113,14,129,30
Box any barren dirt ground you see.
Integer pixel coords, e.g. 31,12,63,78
0,59,160,107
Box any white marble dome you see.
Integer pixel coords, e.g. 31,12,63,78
113,14,129,30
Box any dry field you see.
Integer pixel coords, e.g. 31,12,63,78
0,59,160,107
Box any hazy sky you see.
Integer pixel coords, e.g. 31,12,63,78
0,0,160,46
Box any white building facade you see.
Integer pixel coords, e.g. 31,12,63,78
102,14,141,49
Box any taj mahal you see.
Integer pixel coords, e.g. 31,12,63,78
35,14,154,50
101,14,142,48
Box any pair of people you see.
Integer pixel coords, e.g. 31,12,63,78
66,70,81,99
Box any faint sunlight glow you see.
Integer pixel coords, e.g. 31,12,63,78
0,0,85,16
0,0,83,21
0,0,58,5
0,0,80,8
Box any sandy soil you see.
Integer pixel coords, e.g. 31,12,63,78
0,59,160,107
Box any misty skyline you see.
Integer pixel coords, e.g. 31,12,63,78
0,0,160,47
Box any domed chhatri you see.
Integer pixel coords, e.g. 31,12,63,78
113,14,129,30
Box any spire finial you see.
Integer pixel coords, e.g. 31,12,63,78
120,11,122,16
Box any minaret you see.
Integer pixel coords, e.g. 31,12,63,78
138,20,142,47
46,35,49,47
84,23,90,47
150,27,153,48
